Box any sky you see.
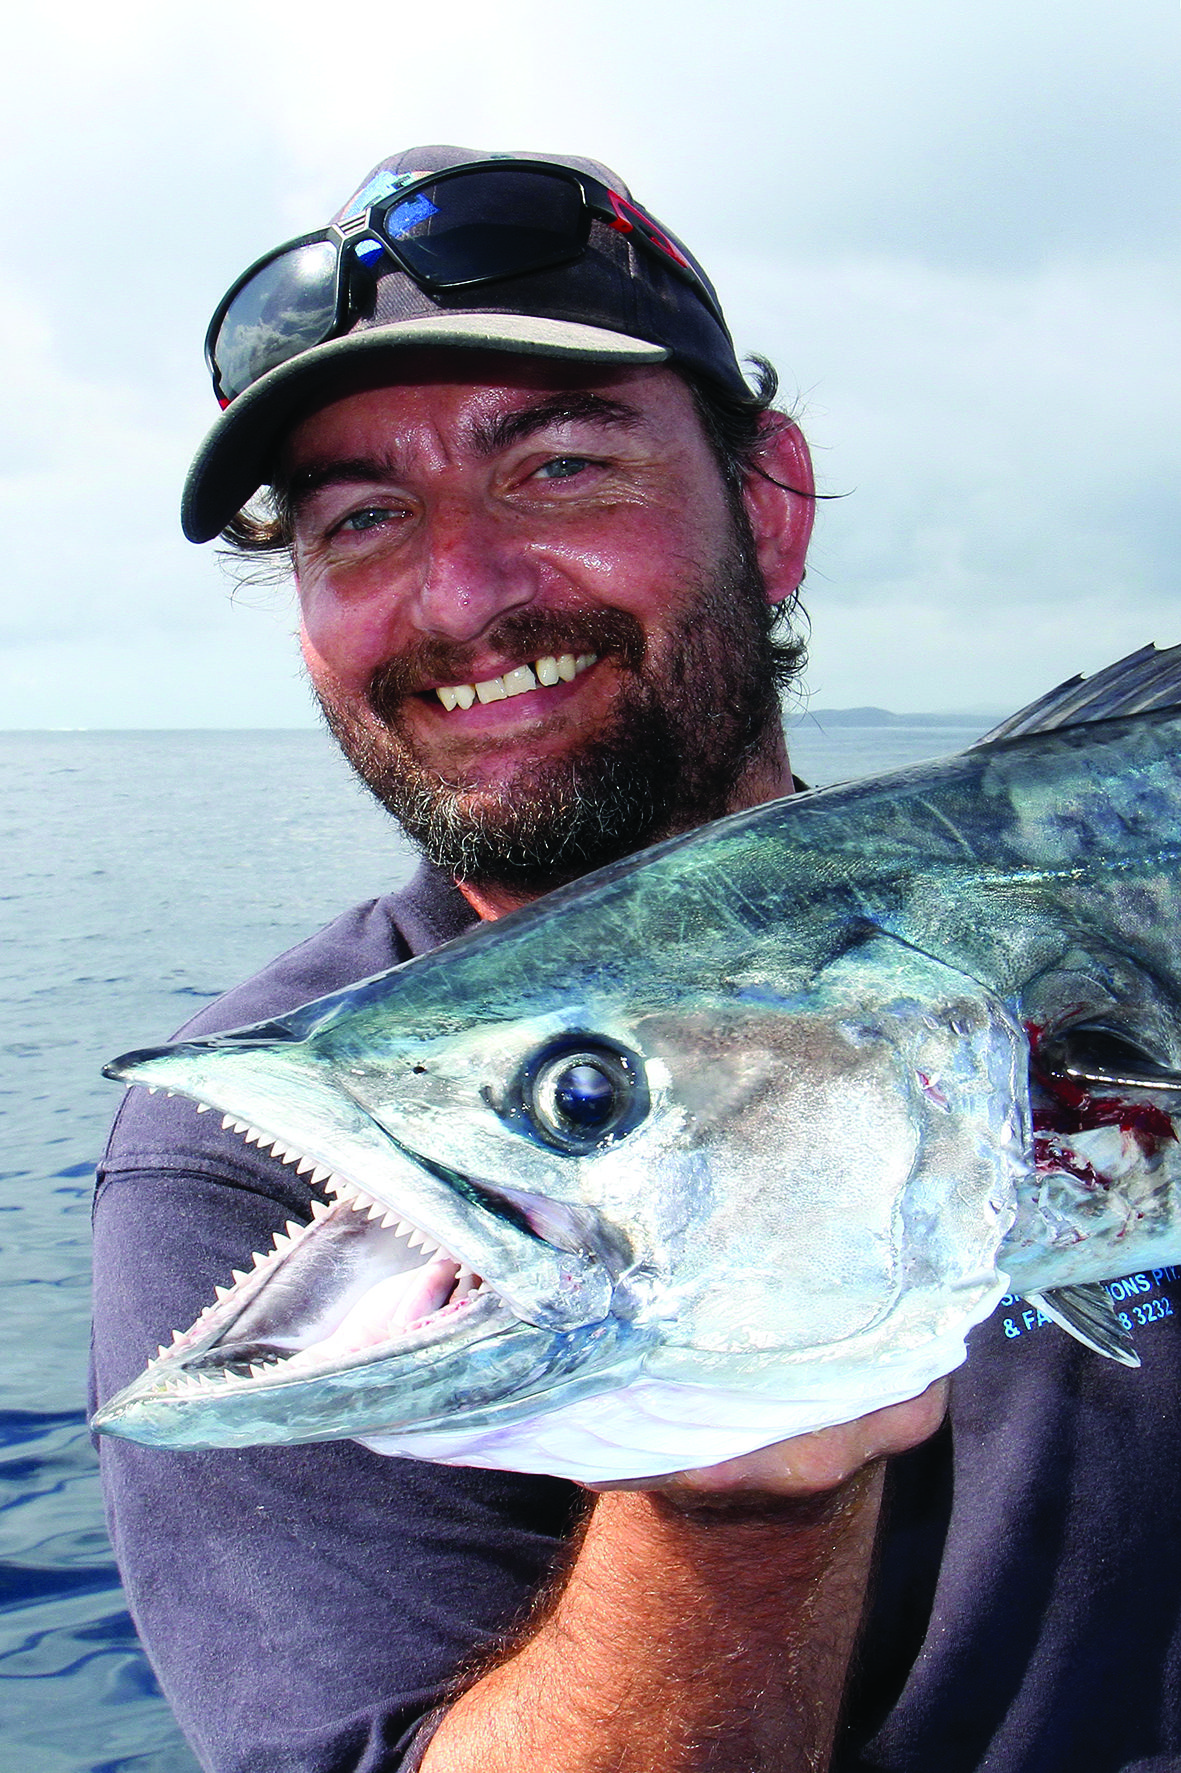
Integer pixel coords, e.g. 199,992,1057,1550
1,0,1177,724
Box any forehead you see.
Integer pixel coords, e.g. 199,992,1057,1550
279,352,707,473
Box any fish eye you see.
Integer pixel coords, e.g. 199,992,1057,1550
517,1039,649,1154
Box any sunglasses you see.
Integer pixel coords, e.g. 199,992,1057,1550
206,160,724,409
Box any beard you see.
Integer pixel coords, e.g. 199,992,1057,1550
312,526,794,896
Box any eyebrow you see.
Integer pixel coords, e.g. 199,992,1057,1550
467,391,645,456
284,392,647,514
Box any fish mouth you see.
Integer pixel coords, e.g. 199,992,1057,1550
92,1088,621,1449
106,1116,514,1408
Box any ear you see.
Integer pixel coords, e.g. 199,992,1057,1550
740,419,815,604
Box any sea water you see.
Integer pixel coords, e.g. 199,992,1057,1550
0,717,986,1771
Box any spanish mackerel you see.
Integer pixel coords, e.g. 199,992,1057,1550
93,645,1181,1482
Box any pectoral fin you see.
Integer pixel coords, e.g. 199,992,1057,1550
1023,1284,1141,1368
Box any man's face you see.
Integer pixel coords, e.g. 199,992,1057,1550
286,356,793,895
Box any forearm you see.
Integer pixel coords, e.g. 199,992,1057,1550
422,1464,885,1773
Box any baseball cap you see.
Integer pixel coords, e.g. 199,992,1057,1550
181,145,751,543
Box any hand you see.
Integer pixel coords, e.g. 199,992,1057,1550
586,1378,949,1507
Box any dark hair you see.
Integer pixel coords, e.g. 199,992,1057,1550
217,355,811,692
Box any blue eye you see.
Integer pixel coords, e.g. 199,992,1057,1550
340,507,391,532
537,457,591,480
517,1040,649,1154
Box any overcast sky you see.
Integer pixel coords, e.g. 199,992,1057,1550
1,0,1176,724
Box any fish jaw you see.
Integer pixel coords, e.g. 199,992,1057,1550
102,1036,614,1332
90,1093,644,1453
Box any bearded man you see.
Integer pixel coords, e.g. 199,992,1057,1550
93,148,1153,1773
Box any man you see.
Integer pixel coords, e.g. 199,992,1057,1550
92,148,1181,1773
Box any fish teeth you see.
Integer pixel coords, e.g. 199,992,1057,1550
213,1283,234,1302
230,1268,250,1286
196,1102,211,1114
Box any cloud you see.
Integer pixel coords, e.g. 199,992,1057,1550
0,0,1175,722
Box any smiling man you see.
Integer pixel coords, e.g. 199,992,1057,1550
90,148,957,1772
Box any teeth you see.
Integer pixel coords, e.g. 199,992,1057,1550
501,664,538,697
435,652,595,710
196,1102,210,1114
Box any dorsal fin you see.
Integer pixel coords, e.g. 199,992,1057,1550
973,643,1181,746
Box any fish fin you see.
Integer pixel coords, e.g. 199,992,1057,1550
1023,1284,1141,1368
974,643,1181,745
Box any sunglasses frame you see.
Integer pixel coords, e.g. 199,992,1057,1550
205,160,725,407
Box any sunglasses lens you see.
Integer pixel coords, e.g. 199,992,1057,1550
213,239,340,400
385,169,584,288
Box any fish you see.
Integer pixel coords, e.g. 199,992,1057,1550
92,644,1181,1483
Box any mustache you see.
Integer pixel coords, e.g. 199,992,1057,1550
365,608,647,724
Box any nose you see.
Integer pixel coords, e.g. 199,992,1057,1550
409,495,539,643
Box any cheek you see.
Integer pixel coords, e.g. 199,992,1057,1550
541,503,724,611
296,575,404,689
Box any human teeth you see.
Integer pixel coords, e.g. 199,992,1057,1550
502,664,538,697
435,652,597,710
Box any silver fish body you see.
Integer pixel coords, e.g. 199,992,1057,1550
92,648,1181,1481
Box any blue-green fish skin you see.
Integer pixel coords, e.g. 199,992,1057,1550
92,651,1181,1482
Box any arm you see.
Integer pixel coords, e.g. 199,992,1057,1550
423,1387,947,1773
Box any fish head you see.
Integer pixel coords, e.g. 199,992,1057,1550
94,906,1029,1461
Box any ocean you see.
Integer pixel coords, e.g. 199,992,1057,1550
0,716,988,1771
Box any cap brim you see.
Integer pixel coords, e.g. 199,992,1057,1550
181,313,668,543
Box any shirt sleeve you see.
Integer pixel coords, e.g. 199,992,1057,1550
91,1148,583,1773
